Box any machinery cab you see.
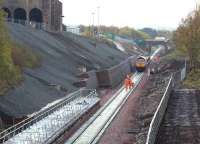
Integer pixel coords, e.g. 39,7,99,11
135,56,147,72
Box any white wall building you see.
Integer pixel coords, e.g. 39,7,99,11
66,25,80,35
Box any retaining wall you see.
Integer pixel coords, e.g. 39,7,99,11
96,56,136,88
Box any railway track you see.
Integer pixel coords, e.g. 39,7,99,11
156,89,200,144
65,46,164,144
1,89,100,144
65,72,144,144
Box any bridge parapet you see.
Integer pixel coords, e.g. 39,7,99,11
145,39,170,54
1,0,62,32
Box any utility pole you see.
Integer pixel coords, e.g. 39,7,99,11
97,6,100,39
61,16,64,32
25,0,29,24
195,0,199,10
92,12,95,37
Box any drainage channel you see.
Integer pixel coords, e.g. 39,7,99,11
65,72,144,144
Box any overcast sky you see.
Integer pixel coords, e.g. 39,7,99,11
60,0,199,30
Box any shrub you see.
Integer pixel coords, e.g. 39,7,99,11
183,69,200,89
11,42,41,69
0,9,41,95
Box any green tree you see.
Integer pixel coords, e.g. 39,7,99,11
117,27,150,39
118,27,133,37
174,9,200,70
80,25,150,39
0,5,21,94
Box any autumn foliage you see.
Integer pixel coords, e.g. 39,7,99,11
174,8,200,70
0,4,40,95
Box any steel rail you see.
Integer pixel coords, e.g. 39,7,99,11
66,72,144,144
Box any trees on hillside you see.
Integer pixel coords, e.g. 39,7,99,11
118,27,150,39
140,28,158,38
79,25,150,40
174,8,200,70
0,4,21,95
0,1,42,95
157,30,173,40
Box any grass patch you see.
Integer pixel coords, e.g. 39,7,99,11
161,50,184,61
0,10,22,95
99,38,116,48
11,42,41,69
183,69,200,89
0,9,41,96
89,37,116,48
0,67,21,95
0,42,41,96
160,50,200,89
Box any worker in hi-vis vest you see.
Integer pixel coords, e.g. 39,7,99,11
124,74,134,91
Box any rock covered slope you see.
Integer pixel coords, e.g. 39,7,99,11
0,23,129,118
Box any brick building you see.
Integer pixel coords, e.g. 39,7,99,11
1,0,63,32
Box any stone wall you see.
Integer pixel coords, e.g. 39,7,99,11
1,0,62,32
